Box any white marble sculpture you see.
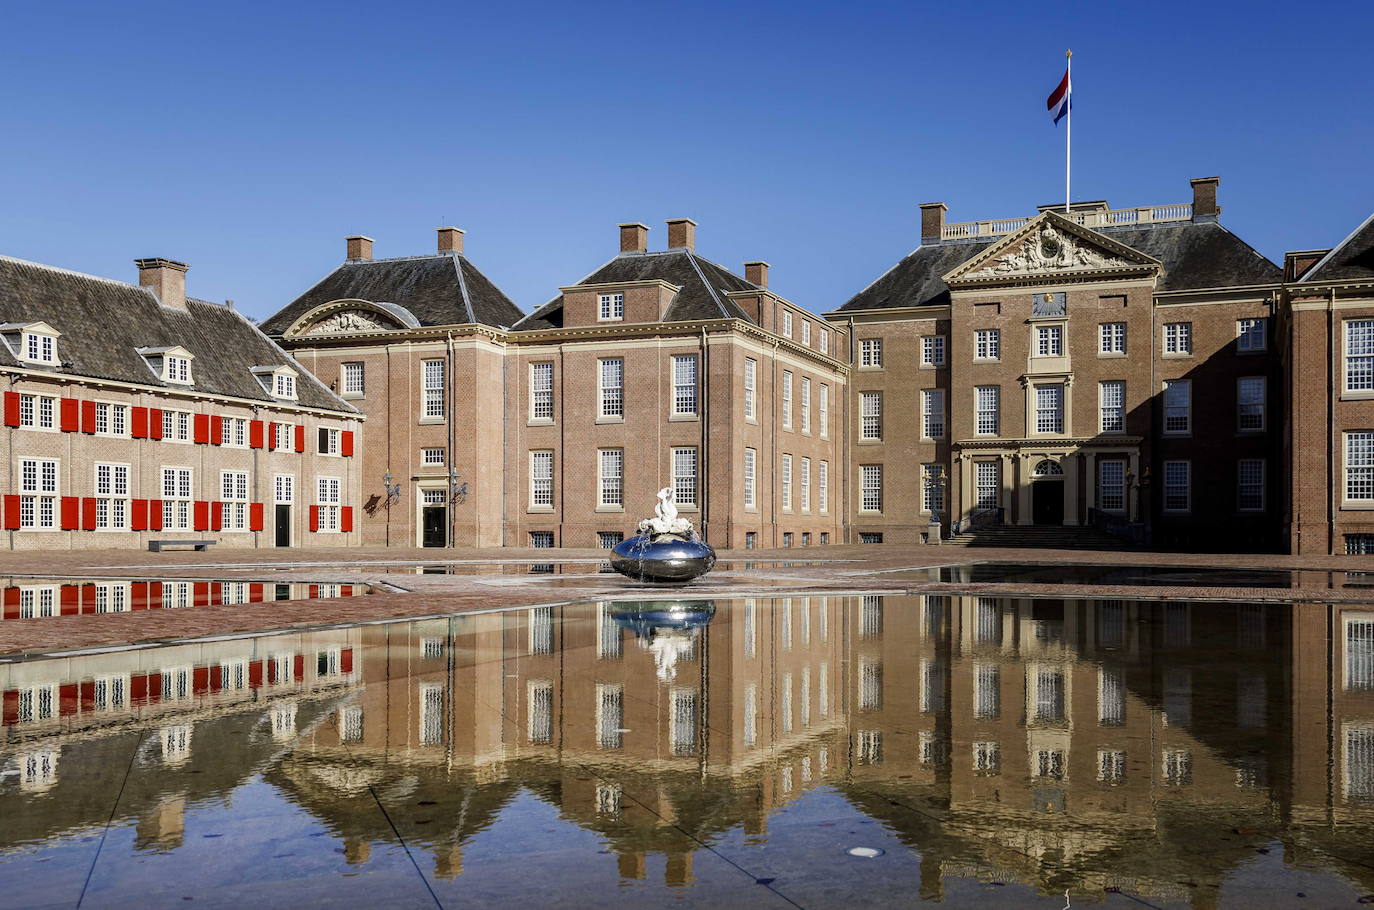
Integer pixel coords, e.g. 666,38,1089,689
637,488,694,540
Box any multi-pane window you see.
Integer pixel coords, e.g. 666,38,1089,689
672,355,698,416
975,664,1000,718
1163,379,1191,433
95,463,130,530
1099,460,1126,512
19,458,58,530
23,332,55,363
672,447,697,507
421,359,445,418
528,680,553,744
819,460,829,513
922,335,946,366
800,377,811,432
819,384,829,437
743,448,756,508
743,358,756,420
781,371,793,428
975,328,1000,360
341,362,364,395
220,471,248,531
420,447,445,466
598,293,624,320
165,355,191,383
1347,535,1374,555
781,454,793,510
274,373,297,399
1163,750,1193,786
224,417,248,448
598,358,623,417
859,338,882,367
1100,380,1125,433
801,321,810,347
316,476,342,531
530,451,554,507
18,587,56,618
782,311,793,337
18,394,55,429
860,464,882,512
530,362,553,420
922,463,944,514
1347,320,1374,391
419,685,444,745
922,389,944,439
1035,384,1064,433
597,684,624,749
273,421,292,450
1163,460,1191,512
975,461,1000,510
818,327,829,353
1237,377,1266,431
1100,322,1126,354
1346,432,1374,501
1035,325,1063,356
860,392,882,440
94,403,128,436
162,409,190,442
598,449,623,507
800,456,810,511
1164,322,1193,355
162,467,192,530
274,474,293,504
529,531,554,548
975,385,999,435
317,427,341,455
1237,317,1267,352
1238,458,1265,511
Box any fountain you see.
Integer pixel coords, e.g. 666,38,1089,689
609,488,716,583
609,600,716,681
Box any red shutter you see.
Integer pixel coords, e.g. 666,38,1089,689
131,581,149,610
130,499,148,532
294,424,305,453
210,502,223,531
79,681,96,712
193,667,211,695
210,582,223,605
250,420,265,449
81,497,97,531
3,495,20,530
341,430,354,457
146,583,163,610
130,674,149,703
249,583,264,603
308,584,320,599
2,691,18,725
131,406,149,439
149,500,163,531
340,585,353,596
341,506,354,533
267,422,278,450
309,505,319,532
193,582,209,607
249,661,263,689
293,654,305,681
80,584,96,614
80,400,96,434
3,392,20,427
149,408,164,440
210,415,223,446
59,684,78,717
193,501,210,531
59,398,80,432
193,413,210,444
143,673,162,704
249,502,264,531
60,585,79,616
3,587,20,620
340,649,354,674
60,496,80,530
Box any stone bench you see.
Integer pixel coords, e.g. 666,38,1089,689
148,539,216,553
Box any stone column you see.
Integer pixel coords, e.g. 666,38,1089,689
1064,455,1080,526
1000,453,1013,522
1016,455,1034,526
959,454,974,529
1083,452,1097,514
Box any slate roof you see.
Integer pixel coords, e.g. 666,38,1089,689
513,249,761,330
1301,212,1374,283
834,219,1282,312
260,252,525,335
0,255,354,413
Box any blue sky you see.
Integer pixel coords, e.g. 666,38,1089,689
2,0,1370,320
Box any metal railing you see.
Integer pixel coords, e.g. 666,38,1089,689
942,203,1193,240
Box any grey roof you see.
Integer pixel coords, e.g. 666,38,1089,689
260,252,525,335
835,220,1282,312
0,255,354,413
513,249,760,330
1301,212,1374,283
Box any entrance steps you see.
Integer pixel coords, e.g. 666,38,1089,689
946,525,1130,550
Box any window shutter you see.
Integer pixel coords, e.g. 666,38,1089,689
149,408,164,440
149,500,164,531
309,583,320,599
210,501,223,531
249,661,263,689
2,588,19,620
267,422,278,450
340,649,353,673
193,582,210,607
131,407,148,438
341,506,354,532
249,502,264,531
60,497,80,530
318,427,329,453
309,504,320,532
3,392,19,427
249,583,265,603
193,500,210,531
2,495,20,530
81,497,97,530
80,400,97,434
249,420,265,449
193,413,210,444
130,581,149,611
294,424,305,452
193,667,211,696
341,430,354,457
60,398,80,432
210,582,223,605
293,654,305,681
130,499,148,531
60,585,79,616
210,415,224,446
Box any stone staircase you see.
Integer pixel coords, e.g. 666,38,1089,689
946,524,1131,550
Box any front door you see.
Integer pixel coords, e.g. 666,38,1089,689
275,505,291,547
422,506,447,548
1032,481,1064,526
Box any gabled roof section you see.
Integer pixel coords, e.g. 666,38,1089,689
1301,212,1374,283
513,249,760,330
0,255,354,413
260,252,525,335
943,211,1161,286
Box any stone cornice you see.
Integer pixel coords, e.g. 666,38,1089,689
953,436,1143,451
558,279,682,295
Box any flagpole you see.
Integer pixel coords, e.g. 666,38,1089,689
1065,49,1072,214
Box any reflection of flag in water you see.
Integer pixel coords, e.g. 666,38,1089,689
1046,68,1071,125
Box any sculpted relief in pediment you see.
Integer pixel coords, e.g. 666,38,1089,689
303,309,393,334
963,224,1134,280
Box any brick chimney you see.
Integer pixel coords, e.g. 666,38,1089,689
436,227,464,254
666,218,696,250
1190,177,1221,222
744,261,770,289
135,258,189,310
619,222,649,253
345,235,374,260
920,203,948,245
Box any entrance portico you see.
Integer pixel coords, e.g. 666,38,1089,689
953,440,1142,529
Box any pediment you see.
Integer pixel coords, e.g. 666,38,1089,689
944,212,1160,286
284,299,419,337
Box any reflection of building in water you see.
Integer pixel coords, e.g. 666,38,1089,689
3,596,1374,903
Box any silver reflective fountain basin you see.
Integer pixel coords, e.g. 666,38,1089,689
609,535,717,583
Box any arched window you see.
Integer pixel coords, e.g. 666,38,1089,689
1033,459,1063,477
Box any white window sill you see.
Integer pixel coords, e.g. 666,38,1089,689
597,317,624,323
595,415,624,424
857,365,884,372
341,392,364,399
972,357,1001,364
668,413,699,422
1161,352,1193,359
527,418,555,427
1097,352,1128,359
1341,389,1374,401
1340,502,1374,511
857,438,883,445
920,363,946,370
595,505,624,513
21,426,58,433
744,506,758,513
528,506,554,513
676,505,699,513
418,417,446,425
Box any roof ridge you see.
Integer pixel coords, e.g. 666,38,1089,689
450,254,475,323
1304,210,1374,281
683,251,727,317
344,252,456,265
0,253,156,296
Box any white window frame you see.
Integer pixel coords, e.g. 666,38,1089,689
530,450,554,509
782,311,793,338
1346,432,1374,502
672,355,698,417
273,372,297,400
672,447,697,507
1163,379,1191,435
223,416,248,448
1164,321,1193,356
421,359,445,419
781,371,793,429
1035,325,1063,357
781,454,793,511
975,461,1000,510
19,457,59,530
598,293,624,321
340,361,364,396
94,401,128,438
859,338,882,368
860,392,882,441
420,447,445,466
974,385,999,436
743,358,756,421
317,426,341,456
598,449,623,508
860,464,882,513
273,473,294,504
921,388,944,439
743,447,757,509
801,321,810,347
818,327,829,354
164,355,193,385
1099,322,1126,355
316,476,342,532
1099,380,1125,433
819,460,829,514
272,421,293,451
1237,317,1267,352
1237,376,1266,432
800,456,810,512
598,358,623,419
974,328,1000,361
18,394,56,431
1238,458,1265,512
800,377,811,433
1346,320,1374,392
1034,384,1064,434
162,466,192,531
95,462,130,531
1163,460,1191,513
529,361,553,421
21,329,57,365
1098,460,1126,512
922,335,946,366
819,384,829,438
220,470,249,532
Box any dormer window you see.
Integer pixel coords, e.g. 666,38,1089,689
137,345,195,386
275,373,296,399
1,322,62,367
166,356,191,384
25,333,55,364
252,365,300,401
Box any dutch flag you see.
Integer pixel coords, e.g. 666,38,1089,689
1046,68,1071,125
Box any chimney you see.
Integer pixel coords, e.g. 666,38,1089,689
744,261,770,289
135,258,189,310
1190,177,1221,222
619,222,649,253
666,218,696,250
919,202,948,245
345,235,374,260
436,226,464,254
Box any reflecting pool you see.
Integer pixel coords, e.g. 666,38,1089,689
2,595,1372,907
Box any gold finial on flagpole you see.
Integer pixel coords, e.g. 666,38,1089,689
1067,49,1072,58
